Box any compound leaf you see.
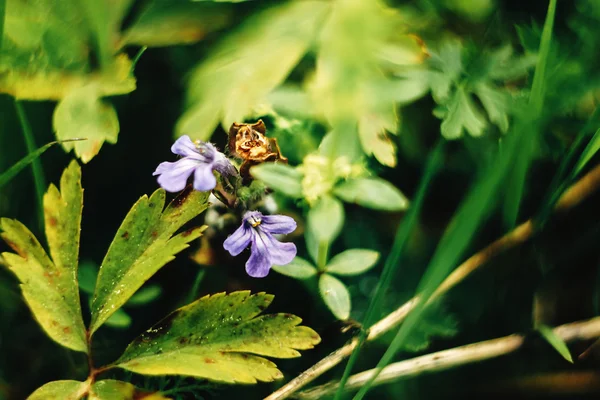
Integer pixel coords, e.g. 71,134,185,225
0,161,87,352
115,291,321,384
90,188,209,334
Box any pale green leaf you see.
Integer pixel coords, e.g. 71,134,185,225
250,163,303,198
319,274,350,320
574,128,600,174
272,257,317,279
90,380,169,400
28,380,86,400
90,189,209,334
474,83,509,133
538,324,574,363
307,195,345,245
122,2,231,47
0,161,87,352
127,284,162,306
115,291,321,384
105,308,132,329
176,1,329,140
53,84,120,163
440,86,487,139
334,177,409,211
325,249,380,276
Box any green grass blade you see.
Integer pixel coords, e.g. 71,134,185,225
14,101,45,226
502,0,557,229
0,0,5,53
334,141,445,400
0,138,87,190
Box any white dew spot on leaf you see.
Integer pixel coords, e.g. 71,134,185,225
115,291,321,384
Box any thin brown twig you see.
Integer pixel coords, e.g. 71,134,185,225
295,316,600,399
264,163,600,400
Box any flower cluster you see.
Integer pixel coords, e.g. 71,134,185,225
154,135,297,277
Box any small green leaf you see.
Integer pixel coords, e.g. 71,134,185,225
272,257,317,279
334,177,409,211
474,83,509,133
53,84,120,163
90,188,209,334
105,308,132,329
127,284,162,306
307,195,345,245
115,291,320,384
325,249,379,276
78,261,98,295
402,300,459,352
90,380,169,400
574,128,600,174
28,380,86,400
319,274,351,320
0,161,87,352
440,86,487,139
538,324,574,363
250,163,303,198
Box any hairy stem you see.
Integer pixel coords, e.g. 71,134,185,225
264,162,600,400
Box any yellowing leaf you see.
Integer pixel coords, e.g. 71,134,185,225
28,380,87,400
0,161,87,352
90,188,209,334
115,291,321,384
53,84,120,163
90,380,170,400
176,1,329,140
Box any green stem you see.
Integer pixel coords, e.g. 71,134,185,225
15,101,46,229
0,0,6,54
187,269,206,304
317,241,329,270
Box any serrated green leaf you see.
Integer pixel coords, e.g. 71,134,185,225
115,291,320,384
334,177,409,211
538,324,573,363
122,2,231,48
127,284,162,307
319,274,350,320
307,195,344,245
105,308,132,329
325,249,379,276
0,161,87,352
176,1,329,140
250,163,303,198
574,128,600,174
53,84,120,164
402,300,459,352
440,86,487,139
90,189,209,334
28,380,86,400
474,83,509,133
90,380,169,400
272,257,317,279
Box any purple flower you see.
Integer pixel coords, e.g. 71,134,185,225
223,211,297,278
153,135,237,192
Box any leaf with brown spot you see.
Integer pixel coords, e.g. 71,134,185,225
115,291,321,384
0,161,87,352
89,380,170,400
89,188,209,334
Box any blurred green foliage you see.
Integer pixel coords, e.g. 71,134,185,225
2,0,600,399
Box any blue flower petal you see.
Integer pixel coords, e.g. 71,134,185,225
153,158,199,192
193,163,217,191
257,230,296,265
213,152,238,177
246,234,272,278
260,214,297,234
171,135,201,159
223,225,253,256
